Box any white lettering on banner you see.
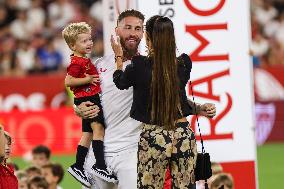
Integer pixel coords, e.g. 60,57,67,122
51,92,67,108
0,93,45,112
0,92,67,111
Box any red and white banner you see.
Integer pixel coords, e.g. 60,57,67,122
254,67,284,101
0,74,66,111
102,0,257,188
0,108,81,155
254,66,284,144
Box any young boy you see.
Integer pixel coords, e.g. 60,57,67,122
16,170,29,189
28,176,49,189
26,166,42,179
208,173,234,189
32,145,51,168
62,22,117,187
42,163,64,189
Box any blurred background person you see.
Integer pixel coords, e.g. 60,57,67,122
208,173,234,189
25,166,42,179
16,170,29,189
28,176,49,189
0,124,18,189
31,145,51,168
42,163,64,189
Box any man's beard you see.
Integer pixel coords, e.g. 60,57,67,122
120,38,140,58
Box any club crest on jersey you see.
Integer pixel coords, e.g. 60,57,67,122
99,68,107,73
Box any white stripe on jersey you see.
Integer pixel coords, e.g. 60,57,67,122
95,54,142,153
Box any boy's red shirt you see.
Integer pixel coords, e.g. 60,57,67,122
67,55,101,98
0,163,18,189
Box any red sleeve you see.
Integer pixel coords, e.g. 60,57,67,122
67,64,82,77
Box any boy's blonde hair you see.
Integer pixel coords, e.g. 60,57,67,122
62,22,92,49
211,162,223,175
16,170,28,181
209,173,234,189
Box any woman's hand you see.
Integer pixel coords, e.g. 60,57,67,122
111,35,124,70
74,101,100,119
199,103,216,118
111,35,123,57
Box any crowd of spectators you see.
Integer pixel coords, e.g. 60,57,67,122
251,0,284,67
1,0,284,77
13,144,64,189
0,0,104,77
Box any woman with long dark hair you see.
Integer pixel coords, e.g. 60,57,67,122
111,15,197,188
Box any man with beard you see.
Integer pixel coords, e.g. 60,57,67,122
77,9,146,189
75,9,216,189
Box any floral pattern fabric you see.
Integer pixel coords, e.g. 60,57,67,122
137,122,197,189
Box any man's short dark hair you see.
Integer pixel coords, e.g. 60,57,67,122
32,145,51,159
117,9,145,25
42,163,64,184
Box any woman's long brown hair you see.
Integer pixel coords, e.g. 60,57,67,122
146,16,180,130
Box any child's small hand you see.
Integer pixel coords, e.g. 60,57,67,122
91,74,100,85
85,74,94,84
85,74,100,86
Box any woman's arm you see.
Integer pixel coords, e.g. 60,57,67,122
111,34,135,90
187,99,216,118
113,64,135,90
180,53,192,72
0,124,5,158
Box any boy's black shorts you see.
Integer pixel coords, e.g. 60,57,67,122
74,94,105,133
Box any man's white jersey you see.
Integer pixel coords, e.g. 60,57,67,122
95,54,142,154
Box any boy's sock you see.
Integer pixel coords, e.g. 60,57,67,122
75,145,89,168
92,140,106,169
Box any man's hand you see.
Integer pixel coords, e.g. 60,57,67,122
74,101,100,119
199,103,216,118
